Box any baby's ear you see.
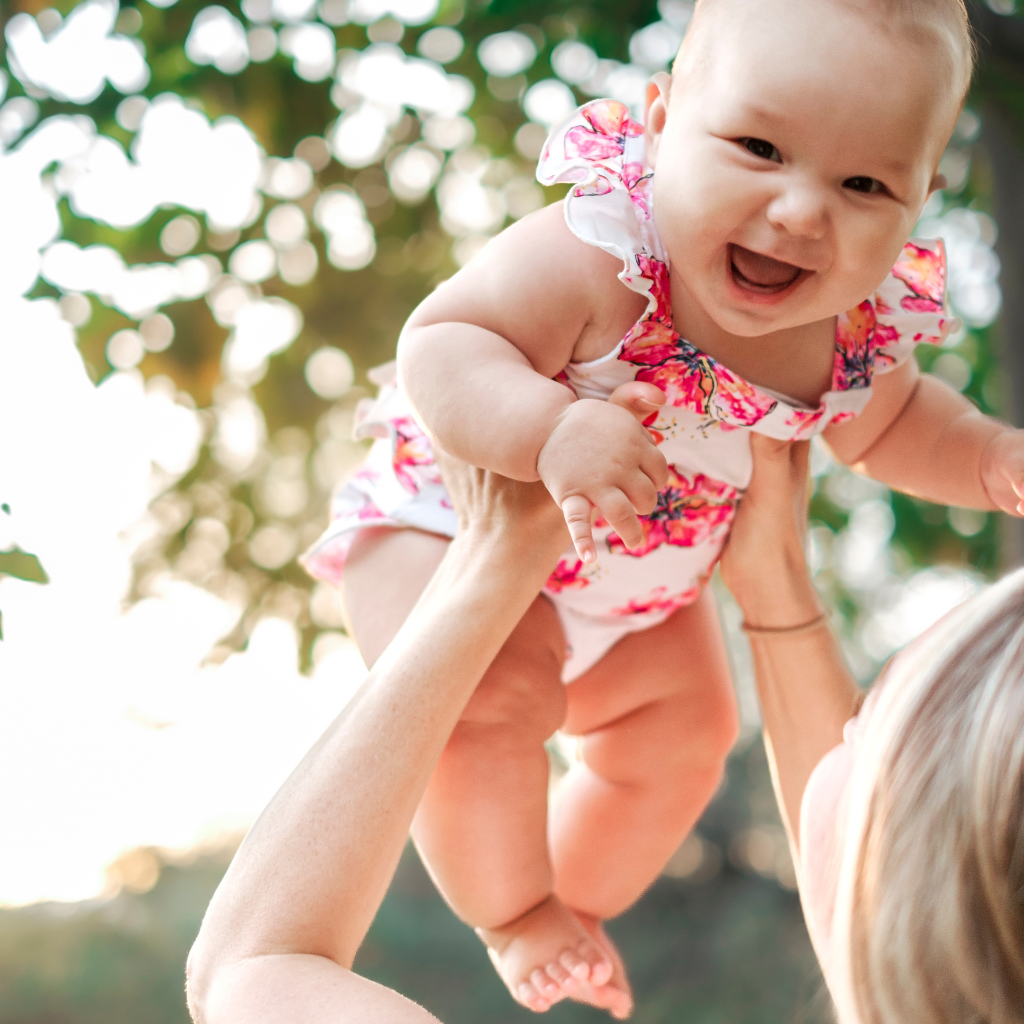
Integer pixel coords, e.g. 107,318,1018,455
644,72,672,167
929,172,948,194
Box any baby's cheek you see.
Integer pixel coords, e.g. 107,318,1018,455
832,226,909,311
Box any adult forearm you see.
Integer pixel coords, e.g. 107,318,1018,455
732,545,860,851
747,624,861,850
188,521,565,1017
853,374,1005,509
397,323,574,480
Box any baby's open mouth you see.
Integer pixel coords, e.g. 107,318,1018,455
729,244,802,294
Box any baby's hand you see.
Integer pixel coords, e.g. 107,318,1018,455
981,428,1024,516
537,383,668,563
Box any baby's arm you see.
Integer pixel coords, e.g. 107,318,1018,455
398,202,667,559
823,358,1024,514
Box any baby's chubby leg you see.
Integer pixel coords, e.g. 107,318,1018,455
554,587,739,920
344,527,626,1016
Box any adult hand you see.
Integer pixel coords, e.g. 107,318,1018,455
719,434,821,629
435,446,568,552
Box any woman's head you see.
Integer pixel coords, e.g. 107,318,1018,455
644,0,974,338
806,570,1024,1023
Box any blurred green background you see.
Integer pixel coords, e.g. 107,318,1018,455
1,0,1023,1020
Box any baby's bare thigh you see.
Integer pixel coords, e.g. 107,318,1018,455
563,587,733,736
345,526,567,731
343,526,451,667
458,593,566,732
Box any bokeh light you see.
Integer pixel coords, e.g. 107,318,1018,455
6,0,149,103
305,345,355,398
477,31,536,77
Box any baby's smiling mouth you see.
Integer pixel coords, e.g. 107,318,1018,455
729,244,803,294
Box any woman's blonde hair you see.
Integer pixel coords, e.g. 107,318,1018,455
842,569,1024,1023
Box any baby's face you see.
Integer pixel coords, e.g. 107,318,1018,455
647,0,961,338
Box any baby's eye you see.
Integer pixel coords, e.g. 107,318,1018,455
843,175,885,195
741,138,781,163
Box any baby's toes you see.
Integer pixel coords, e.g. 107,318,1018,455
545,959,579,993
530,967,565,1004
559,946,591,981
575,938,613,987
517,981,551,1014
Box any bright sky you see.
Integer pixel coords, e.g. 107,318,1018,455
0,294,369,905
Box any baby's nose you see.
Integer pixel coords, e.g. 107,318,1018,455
766,180,830,242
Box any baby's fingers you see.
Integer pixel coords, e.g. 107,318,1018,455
597,490,645,552
640,443,669,492
562,495,597,564
607,381,666,424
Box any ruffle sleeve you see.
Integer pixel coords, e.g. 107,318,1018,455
299,362,456,585
870,238,960,374
537,99,665,313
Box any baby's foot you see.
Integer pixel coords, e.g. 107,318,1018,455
476,894,614,1013
563,909,634,1020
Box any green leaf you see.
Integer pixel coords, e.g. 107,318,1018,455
0,548,50,585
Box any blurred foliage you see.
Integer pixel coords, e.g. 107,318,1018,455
0,504,49,640
0,0,1020,671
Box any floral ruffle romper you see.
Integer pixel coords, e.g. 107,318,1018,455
302,99,959,681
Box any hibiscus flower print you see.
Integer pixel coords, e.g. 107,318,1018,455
891,240,946,313
785,406,827,440
565,100,643,171
356,497,387,522
564,101,649,209
545,555,592,593
610,585,700,617
607,469,738,556
622,160,653,219
636,349,777,427
564,99,644,163
621,317,678,367
833,300,877,391
634,253,672,319
392,416,440,495
618,254,680,365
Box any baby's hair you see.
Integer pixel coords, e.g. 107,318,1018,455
843,0,975,102
679,0,976,105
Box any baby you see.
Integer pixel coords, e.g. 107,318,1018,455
304,0,1024,1015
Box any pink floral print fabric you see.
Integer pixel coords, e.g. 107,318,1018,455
605,470,738,557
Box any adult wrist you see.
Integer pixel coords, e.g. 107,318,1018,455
450,516,566,579
728,544,822,629
736,586,823,630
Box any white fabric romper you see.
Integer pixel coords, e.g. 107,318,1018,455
302,99,959,681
